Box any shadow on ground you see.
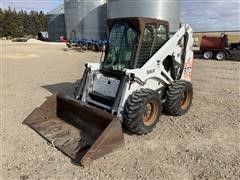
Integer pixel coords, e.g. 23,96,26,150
42,82,75,98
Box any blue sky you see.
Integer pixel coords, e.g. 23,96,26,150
1,0,240,32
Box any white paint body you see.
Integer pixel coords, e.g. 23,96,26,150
81,24,194,118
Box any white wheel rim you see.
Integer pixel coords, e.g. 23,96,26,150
204,52,211,59
217,53,224,60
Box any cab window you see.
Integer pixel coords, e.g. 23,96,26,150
137,24,168,68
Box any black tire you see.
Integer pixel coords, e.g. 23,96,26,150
74,79,81,99
164,80,193,116
203,51,213,59
124,89,161,135
215,51,226,61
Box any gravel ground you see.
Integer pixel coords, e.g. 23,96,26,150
1,40,240,179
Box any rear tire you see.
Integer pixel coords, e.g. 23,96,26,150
215,51,226,61
124,89,161,135
203,51,213,60
164,80,193,116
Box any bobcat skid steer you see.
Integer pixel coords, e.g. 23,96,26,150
23,17,194,165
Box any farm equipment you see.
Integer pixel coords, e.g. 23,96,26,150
66,38,107,52
66,39,90,48
88,39,107,51
200,33,230,60
24,17,194,165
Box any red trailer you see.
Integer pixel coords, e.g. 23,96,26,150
200,34,230,60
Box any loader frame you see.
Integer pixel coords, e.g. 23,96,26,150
76,17,194,119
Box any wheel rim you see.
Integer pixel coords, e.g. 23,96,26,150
217,53,224,60
204,52,211,59
180,91,191,110
143,101,158,126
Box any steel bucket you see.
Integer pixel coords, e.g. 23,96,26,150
23,93,124,165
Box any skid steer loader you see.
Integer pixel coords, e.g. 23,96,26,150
23,17,194,165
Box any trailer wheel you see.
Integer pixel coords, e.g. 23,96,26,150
216,51,226,61
124,89,161,135
164,80,193,116
203,51,213,59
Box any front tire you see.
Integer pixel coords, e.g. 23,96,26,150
124,89,161,135
164,80,193,116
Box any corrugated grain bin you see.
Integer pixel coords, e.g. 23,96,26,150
107,0,180,32
47,5,66,41
64,0,107,40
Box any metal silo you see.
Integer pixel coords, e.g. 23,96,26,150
64,0,107,40
107,0,180,33
47,4,66,41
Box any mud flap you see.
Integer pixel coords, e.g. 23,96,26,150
23,94,124,165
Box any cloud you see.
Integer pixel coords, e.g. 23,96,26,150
181,0,240,31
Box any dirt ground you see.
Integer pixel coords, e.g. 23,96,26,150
1,40,240,179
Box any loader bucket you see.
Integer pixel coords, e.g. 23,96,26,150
23,93,124,165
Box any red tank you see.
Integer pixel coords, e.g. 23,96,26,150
200,35,228,51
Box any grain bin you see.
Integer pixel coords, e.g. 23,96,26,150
64,0,107,40
47,4,66,41
107,0,180,33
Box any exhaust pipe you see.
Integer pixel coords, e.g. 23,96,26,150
23,94,124,165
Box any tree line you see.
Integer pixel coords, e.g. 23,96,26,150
0,7,47,38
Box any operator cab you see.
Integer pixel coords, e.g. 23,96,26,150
87,18,170,112
102,17,169,74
